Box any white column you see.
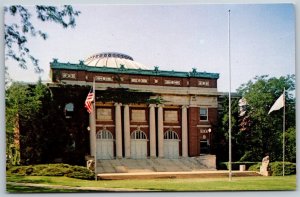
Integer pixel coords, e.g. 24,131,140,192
89,108,96,156
115,103,122,158
124,104,130,158
158,104,164,158
182,105,188,157
149,104,156,158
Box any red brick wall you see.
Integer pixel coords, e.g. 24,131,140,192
188,107,199,156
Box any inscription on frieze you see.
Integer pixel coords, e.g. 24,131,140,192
95,76,114,82
198,80,210,86
131,78,148,83
164,80,181,85
62,73,76,79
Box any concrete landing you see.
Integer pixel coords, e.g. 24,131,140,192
97,170,261,180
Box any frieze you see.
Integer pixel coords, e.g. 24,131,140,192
131,78,148,83
62,73,76,79
95,76,114,82
198,80,210,86
164,80,181,85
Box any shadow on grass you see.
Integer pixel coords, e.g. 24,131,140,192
7,184,100,193
7,175,54,184
6,184,81,193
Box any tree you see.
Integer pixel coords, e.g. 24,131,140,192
216,75,295,163
6,82,41,166
5,5,80,73
5,81,70,165
236,75,295,162
214,95,243,163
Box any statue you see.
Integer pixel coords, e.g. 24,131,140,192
259,155,272,176
87,159,95,171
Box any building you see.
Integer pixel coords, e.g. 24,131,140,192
49,52,219,162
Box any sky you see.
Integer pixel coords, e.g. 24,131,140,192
4,3,295,92
1,2,299,197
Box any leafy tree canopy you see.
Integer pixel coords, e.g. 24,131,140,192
237,75,295,162
216,75,295,163
5,5,80,73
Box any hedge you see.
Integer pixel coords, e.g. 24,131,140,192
247,162,296,176
269,162,296,176
7,164,95,180
218,162,259,170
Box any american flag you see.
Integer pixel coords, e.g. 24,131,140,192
85,89,94,113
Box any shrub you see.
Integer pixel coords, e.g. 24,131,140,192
217,162,228,170
270,162,296,176
7,164,95,180
218,162,259,170
248,163,261,171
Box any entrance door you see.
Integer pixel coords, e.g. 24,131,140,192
164,130,179,159
130,130,147,159
96,130,114,159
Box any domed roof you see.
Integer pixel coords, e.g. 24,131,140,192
84,52,149,70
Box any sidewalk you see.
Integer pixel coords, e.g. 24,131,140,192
97,170,260,180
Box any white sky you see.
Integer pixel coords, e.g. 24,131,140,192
4,3,295,93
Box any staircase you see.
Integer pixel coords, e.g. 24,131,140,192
96,156,216,174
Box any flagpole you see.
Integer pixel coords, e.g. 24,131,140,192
228,9,232,181
283,87,285,176
93,77,97,181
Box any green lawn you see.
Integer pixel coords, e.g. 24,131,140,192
7,175,296,192
6,184,83,193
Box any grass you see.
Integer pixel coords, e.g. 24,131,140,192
6,175,297,192
6,184,82,193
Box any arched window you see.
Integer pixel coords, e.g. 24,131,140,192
97,129,113,139
131,130,147,139
164,130,179,139
64,103,74,118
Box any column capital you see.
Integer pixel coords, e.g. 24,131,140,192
148,104,157,108
114,103,122,107
181,105,189,109
157,104,164,108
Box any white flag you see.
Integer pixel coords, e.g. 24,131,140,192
268,94,285,114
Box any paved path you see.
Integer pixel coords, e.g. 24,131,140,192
97,170,260,180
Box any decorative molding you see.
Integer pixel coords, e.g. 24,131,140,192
130,125,149,128
196,125,212,128
163,126,181,128
96,124,115,127
51,61,220,79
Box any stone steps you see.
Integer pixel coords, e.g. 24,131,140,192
96,157,215,174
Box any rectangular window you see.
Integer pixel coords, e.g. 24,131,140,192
200,108,208,121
